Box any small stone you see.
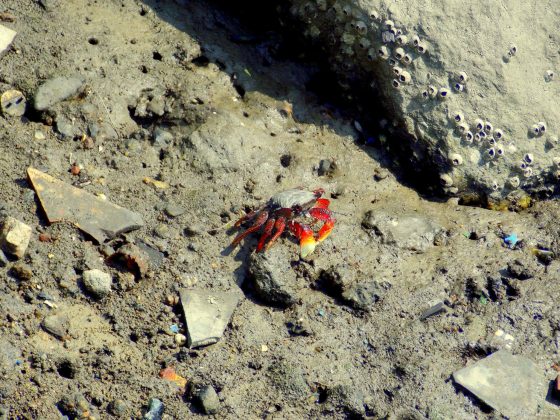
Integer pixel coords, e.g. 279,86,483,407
0,216,32,259
174,333,187,345
143,398,164,420
108,399,129,417
10,263,32,281
33,75,86,111
153,127,174,147
373,167,389,181
318,159,337,176
420,302,446,320
82,269,112,297
41,314,69,340
164,203,186,218
196,385,220,415
0,249,8,267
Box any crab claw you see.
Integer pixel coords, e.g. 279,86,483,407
289,222,316,257
300,228,317,258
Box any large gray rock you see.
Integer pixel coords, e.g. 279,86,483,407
285,1,560,201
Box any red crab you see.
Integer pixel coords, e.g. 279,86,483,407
231,188,335,257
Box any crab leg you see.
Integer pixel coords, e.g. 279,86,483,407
289,221,316,258
264,216,287,251
231,211,268,247
256,218,276,252
234,205,265,227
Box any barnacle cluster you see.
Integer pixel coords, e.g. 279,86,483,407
287,0,558,198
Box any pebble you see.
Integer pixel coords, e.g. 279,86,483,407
0,216,31,259
420,301,446,320
82,269,112,298
143,398,164,420
9,263,32,281
41,314,69,340
196,385,220,415
164,203,186,218
33,75,85,111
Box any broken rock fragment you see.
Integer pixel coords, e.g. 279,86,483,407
27,167,143,243
0,24,16,57
453,350,547,418
0,216,32,259
180,289,240,348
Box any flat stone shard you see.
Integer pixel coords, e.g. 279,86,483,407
453,350,546,418
27,167,144,243
180,289,240,348
0,24,16,56
0,217,32,259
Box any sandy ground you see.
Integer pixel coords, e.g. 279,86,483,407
0,0,559,418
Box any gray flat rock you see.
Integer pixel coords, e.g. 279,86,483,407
180,289,240,348
27,167,144,243
453,350,546,418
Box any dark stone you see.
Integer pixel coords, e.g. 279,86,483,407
248,251,298,307
341,281,384,312
196,385,220,415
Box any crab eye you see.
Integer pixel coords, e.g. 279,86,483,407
493,129,504,140
392,79,401,88
530,124,540,137
417,42,427,54
394,47,405,60
454,83,464,92
487,137,496,146
508,44,517,56
524,153,534,164
520,161,527,170
474,132,482,143
538,122,547,134
479,131,487,138
393,66,403,76
464,131,474,143
496,145,505,156
411,35,420,46
457,71,468,83
487,147,496,158
484,122,493,133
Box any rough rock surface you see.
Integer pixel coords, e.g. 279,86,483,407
285,0,560,201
